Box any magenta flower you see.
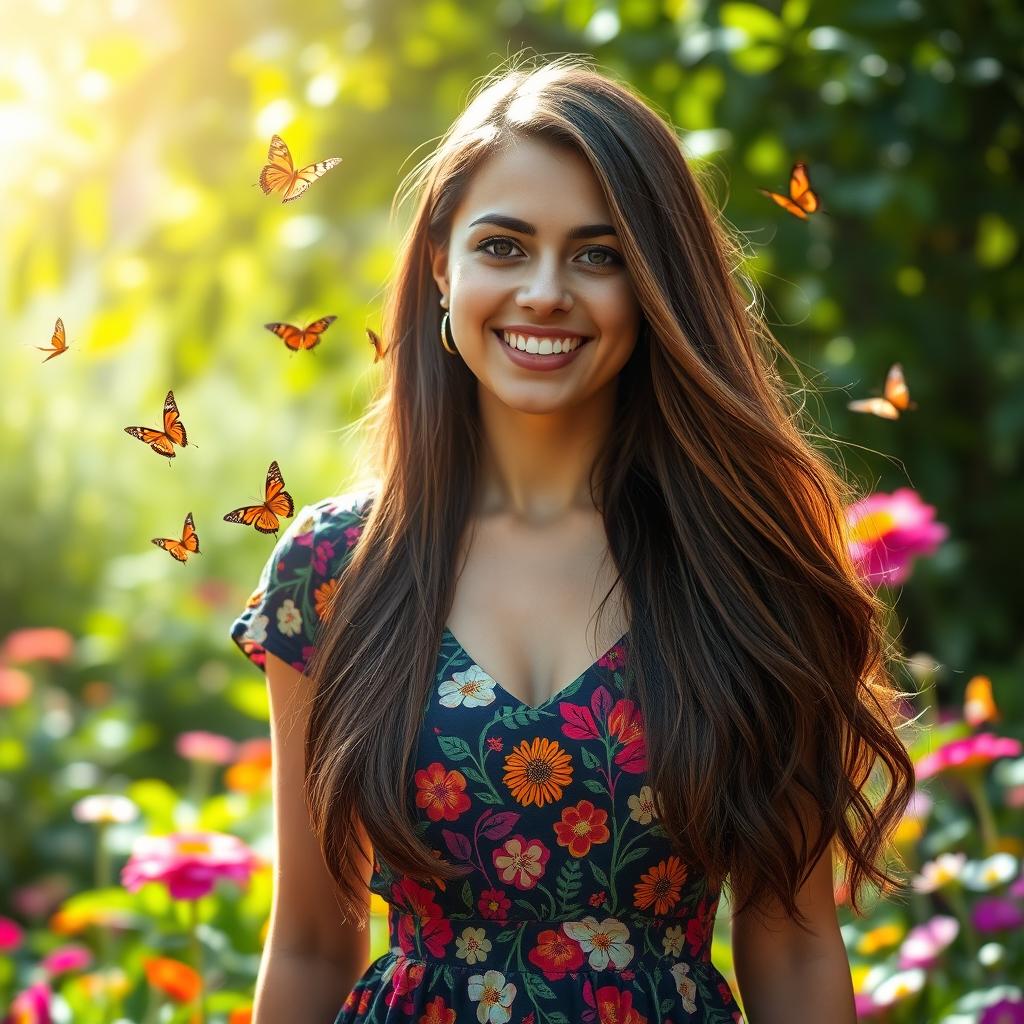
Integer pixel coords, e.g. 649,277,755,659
897,914,958,969
980,998,1024,1024
0,916,23,952
41,943,93,975
0,627,74,664
175,731,238,764
916,732,1023,780
972,896,1024,934
846,487,948,586
120,831,260,900
0,981,51,1024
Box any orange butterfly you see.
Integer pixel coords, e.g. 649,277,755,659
223,460,295,535
264,315,337,352
124,390,191,458
152,512,202,563
847,363,917,420
366,327,385,363
37,317,70,362
760,162,822,220
258,134,342,203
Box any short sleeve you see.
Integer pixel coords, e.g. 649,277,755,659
229,489,373,675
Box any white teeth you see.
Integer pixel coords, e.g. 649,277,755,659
501,330,587,354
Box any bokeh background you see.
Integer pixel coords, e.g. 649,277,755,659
1,0,1022,1022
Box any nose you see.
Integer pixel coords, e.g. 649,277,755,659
515,254,574,315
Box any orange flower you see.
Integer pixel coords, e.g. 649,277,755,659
228,1007,253,1024
964,675,1000,727
420,994,457,1024
553,800,611,857
314,578,339,620
503,737,573,807
143,957,201,1002
414,762,471,821
633,855,688,915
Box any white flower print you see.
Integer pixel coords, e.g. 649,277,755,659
243,614,269,645
467,968,517,1024
662,923,685,957
456,926,493,965
670,962,698,1013
276,599,302,637
438,665,498,708
561,916,635,971
627,784,659,824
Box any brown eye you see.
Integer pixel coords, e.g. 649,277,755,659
478,237,522,258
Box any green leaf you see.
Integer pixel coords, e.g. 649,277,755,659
437,734,474,761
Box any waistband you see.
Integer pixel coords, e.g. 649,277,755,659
387,907,713,976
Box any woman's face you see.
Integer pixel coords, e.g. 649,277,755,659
430,136,642,413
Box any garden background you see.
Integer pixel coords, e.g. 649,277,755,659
1,0,1022,1022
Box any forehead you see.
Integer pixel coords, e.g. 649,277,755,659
455,136,612,229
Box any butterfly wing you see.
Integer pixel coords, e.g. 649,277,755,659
297,315,337,350
258,135,297,197
124,425,176,457
282,157,342,203
223,504,270,528
759,188,810,220
882,363,913,411
162,390,188,447
788,163,820,214
52,318,66,351
847,397,900,420
366,327,384,362
264,322,306,351
181,511,201,554
151,536,190,562
263,460,295,519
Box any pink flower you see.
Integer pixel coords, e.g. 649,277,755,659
897,915,958,969
41,943,93,975
175,731,238,764
845,488,948,586
120,831,260,900
0,667,32,706
1,628,74,664
0,916,23,952
1,981,51,1024
916,732,1023,780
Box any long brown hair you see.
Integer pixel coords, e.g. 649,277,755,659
304,53,917,936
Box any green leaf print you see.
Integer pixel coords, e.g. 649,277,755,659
475,791,504,805
554,860,581,907
589,861,610,888
582,779,605,794
460,765,489,785
580,747,601,770
617,845,649,868
461,880,473,910
437,735,473,761
523,973,557,1000
546,1014,570,1024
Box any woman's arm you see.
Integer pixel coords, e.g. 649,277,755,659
252,651,374,1024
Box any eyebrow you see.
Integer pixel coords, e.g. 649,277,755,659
468,213,617,239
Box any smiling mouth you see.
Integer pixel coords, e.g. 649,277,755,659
493,329,594,354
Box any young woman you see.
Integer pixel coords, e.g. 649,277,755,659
231,54,915,1024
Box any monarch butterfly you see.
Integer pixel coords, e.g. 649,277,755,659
264,316,337,352
152,512,202,563
258,134,342,203
847,363,917,420
37,318,70,362
366,326,385,363
223,460,295,536
124,390,190,458
759,162,822,220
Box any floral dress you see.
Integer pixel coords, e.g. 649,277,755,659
231,491,745,1024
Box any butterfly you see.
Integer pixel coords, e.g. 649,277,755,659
264,316,337,352
847,363,917,420
152,512,202,563
366,327,385,363
759,162,822,220
124,390,192,458
258,134,342,203
37,317,70,362
223,460,295,535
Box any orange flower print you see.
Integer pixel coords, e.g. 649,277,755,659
553,800,611,857
493,835,550,890
414,762,471,822
502,737,573,807
313,578,338,620
607,699,644,746
527,927,585,980
420,994,457,1024
594,984,648,1024
633,855,688,915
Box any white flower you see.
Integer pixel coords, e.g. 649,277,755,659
628,784,658,824
669,962,698,1012
662,924,684,957
438,666,497,708
456,926,493,965
467,969,516,1024
960,853,1019,891
912,851,967,892
72,794,138,824
561,916,634,970
276,599,302,637
244,614,269,645
870,968,925,1006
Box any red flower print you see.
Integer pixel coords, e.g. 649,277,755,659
527,927,585,980
385,956,425,1012
358,989,372,1015
598,643,628,671
559,702,600,741
523,1014,535,1024
396,912,454,958
594,985,648,1024
312,539,335,576
687,897,716,960
344,524,364,547
420,994,457,1024
615,739,647,774
588,890,607,908
608,699,647,773
486,737,504,752
478,888,511,921
718,980,735,1005
414,762,472,822
492,834,551,890
553,800,611,857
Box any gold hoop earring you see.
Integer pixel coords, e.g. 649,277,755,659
440,311,458,355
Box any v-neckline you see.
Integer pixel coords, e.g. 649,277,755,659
442,625,630,711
